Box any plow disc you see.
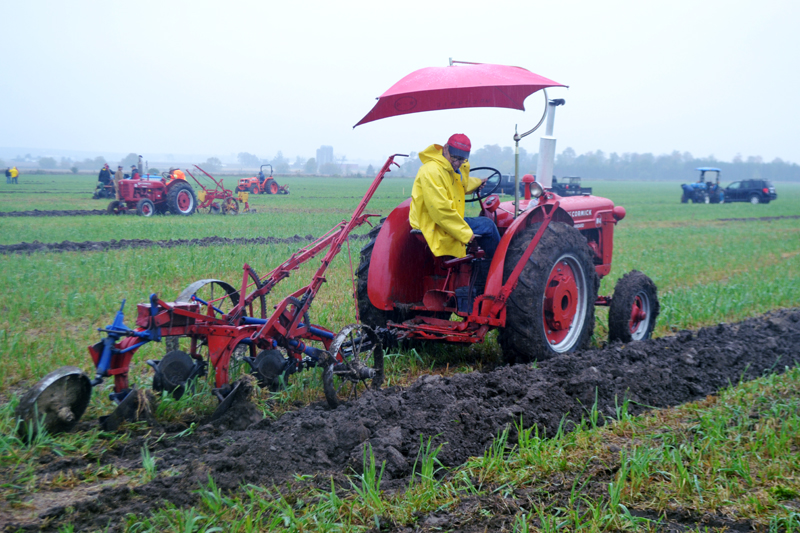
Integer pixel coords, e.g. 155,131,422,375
15,366,92,437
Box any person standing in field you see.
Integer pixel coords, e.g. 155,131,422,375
114,165,124,200
4,168,10,184
9,166,19,184
97,163,112,186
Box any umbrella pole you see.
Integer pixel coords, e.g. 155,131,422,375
512,89,550,218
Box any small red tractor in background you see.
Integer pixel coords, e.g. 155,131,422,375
237,164,289,195
186,165,241,215
108,172,197,217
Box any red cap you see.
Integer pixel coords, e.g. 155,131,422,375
447,134,471,159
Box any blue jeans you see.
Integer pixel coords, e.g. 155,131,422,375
465,216,500,258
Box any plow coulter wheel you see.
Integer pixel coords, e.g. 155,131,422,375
608,270,660,343
177,275,267,321
249,349,290,392
265,179,279,195
152,350,195,399
222,197,240,215
322,324,384,408
136,198,156,217
499,222,599,365
107,200,125,215
15,366,92,437
167,183,197,215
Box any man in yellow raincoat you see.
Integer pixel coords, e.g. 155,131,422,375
409,134,500,260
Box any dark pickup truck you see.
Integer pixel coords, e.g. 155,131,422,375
497,175,592,196
551,176,592,196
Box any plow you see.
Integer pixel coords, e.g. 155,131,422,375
16,62,661,436
186,165,243,215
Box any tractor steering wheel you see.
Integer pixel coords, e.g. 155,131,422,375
465,167,501,203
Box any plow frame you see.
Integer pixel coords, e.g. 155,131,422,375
90,155,405,395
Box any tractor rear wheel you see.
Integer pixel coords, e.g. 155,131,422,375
136,198,156,217
167,183,197,215
322,324,383,408
499,222,599,365
356,219,396,328
608,270,660,343
265,179,279,194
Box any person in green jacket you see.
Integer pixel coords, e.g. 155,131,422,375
409,134,500,260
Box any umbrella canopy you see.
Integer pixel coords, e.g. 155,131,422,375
354,62,566,127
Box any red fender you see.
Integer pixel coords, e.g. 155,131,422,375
482,203,574,304
366,199,437,310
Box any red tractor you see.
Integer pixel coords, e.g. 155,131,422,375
16,65,660,433
107,173,197,217
236,165,289,195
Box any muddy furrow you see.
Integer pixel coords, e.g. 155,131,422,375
32,308,800,532
0,209,110,217
716,214,800,222
0,234,370,255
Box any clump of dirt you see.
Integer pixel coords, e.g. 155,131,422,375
0,234,369,256
7,308,800,532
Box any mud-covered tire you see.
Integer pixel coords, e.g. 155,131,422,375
167,182,197,215
499,222,599,365
136,198,156,217
322,324,383,408
608,270,660,343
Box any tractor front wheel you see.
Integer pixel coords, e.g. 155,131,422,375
608,270,660,343
322,324,384,408
499,222,599,365
167,183,197,215
136,198,156,217
249,185,258,195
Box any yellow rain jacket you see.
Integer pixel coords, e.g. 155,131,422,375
409,144,483,258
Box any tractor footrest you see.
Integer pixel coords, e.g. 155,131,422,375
136,301,199,328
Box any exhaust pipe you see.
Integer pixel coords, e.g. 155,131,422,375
535,99,565,191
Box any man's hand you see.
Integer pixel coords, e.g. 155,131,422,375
477,177,489,191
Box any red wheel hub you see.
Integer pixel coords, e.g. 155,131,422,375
629,295,647,334
543,260,578,345
177,191,191,211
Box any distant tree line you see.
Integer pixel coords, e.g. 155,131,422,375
397,145,800,182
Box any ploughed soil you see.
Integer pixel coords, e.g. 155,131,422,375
0,235,370,256
3,308,800,531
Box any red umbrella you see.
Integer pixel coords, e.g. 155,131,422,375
354,62,566,127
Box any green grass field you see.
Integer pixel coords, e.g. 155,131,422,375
1,174,798,390
1,173,799,532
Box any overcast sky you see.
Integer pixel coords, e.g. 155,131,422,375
2,1,798,164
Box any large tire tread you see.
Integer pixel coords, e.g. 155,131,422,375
499,222,599,365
